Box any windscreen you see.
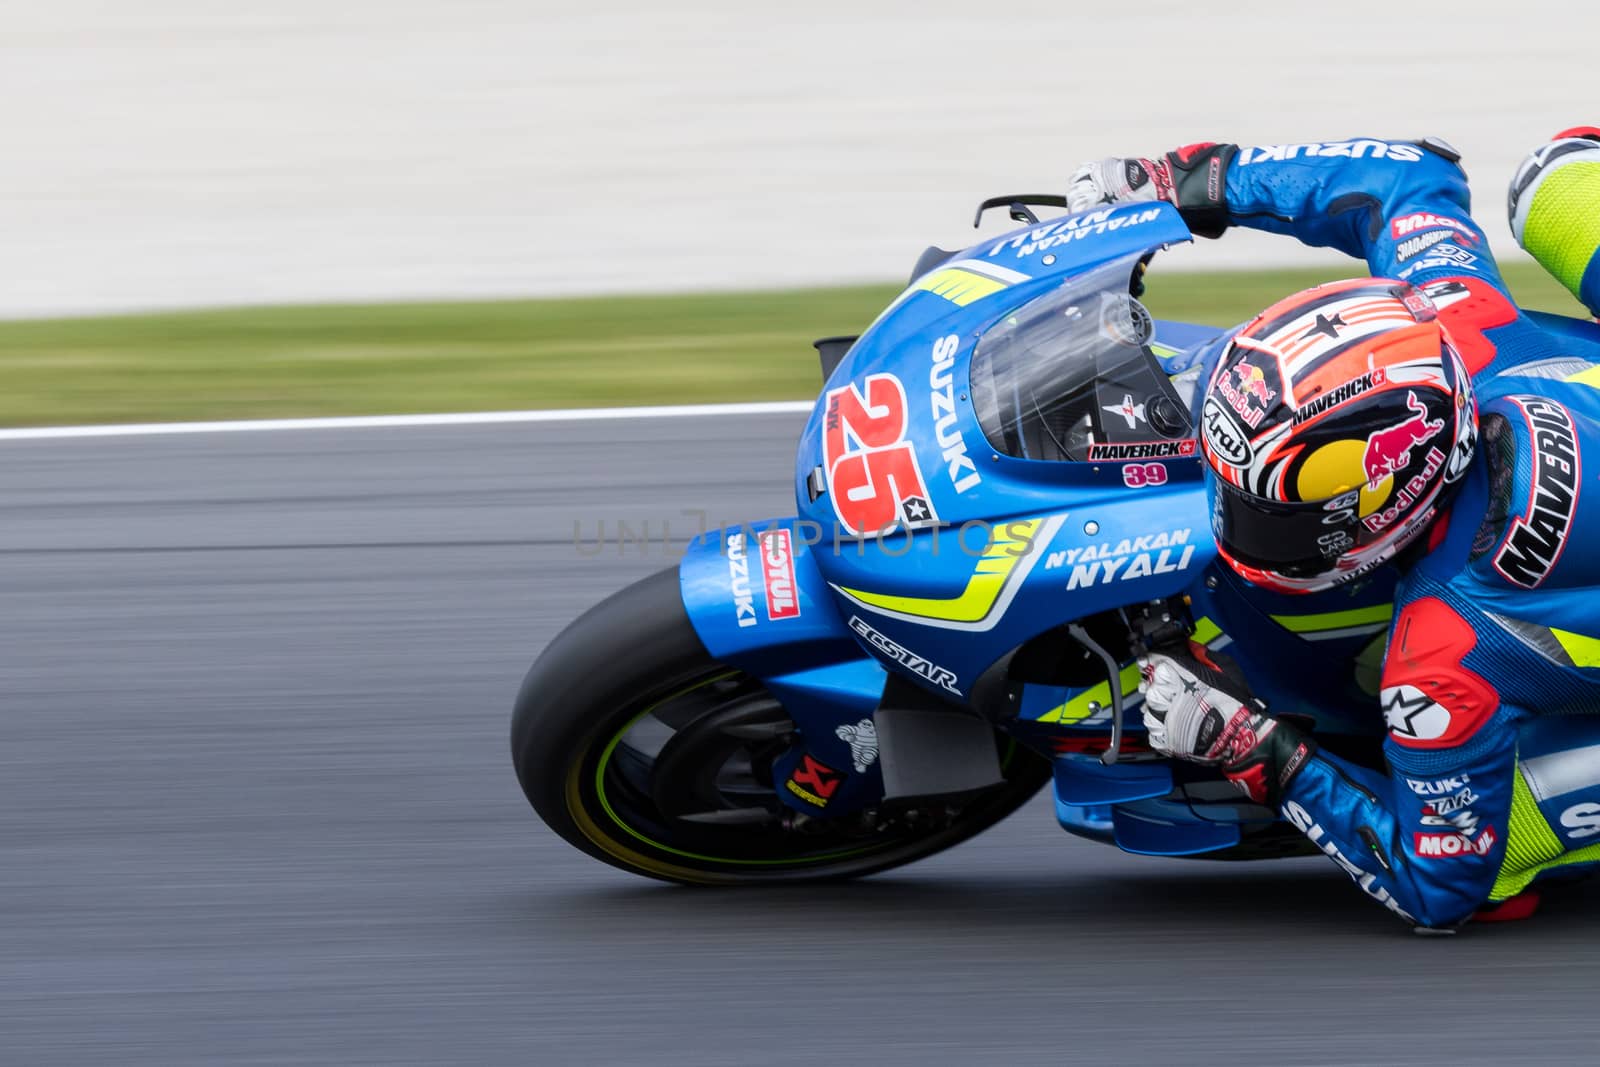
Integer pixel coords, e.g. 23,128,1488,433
969,255,1193,462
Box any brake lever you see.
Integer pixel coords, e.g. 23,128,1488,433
1087,601,1198,765
1066,623,1127,766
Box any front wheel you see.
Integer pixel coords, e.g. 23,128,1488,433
511,567,1050,885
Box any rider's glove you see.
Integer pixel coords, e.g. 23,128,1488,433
1065,143,1238,238
1066,157,1171,214
1138,644,1315,807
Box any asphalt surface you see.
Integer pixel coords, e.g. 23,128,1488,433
4,412,1598,1065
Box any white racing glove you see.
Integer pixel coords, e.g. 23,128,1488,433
1064,142,1237,237
1138,645,1315,806
1065,156,1173,214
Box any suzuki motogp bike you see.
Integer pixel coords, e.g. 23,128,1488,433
511,196,1600,884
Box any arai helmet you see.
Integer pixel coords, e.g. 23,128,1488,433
1198,279,1478,594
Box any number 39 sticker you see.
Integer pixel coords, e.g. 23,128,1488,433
1121,463,1168,488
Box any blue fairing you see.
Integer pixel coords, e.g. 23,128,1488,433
679,518,859,675
787,204,1218,701
680,518,892,809
839,203,1194,385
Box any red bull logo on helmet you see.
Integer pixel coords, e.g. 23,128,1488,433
1216,359,1278,429
1363,391,1444,486
1362,446,1446,533
1233,361,1275,405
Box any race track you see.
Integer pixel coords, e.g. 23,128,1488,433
4,413,1598,1064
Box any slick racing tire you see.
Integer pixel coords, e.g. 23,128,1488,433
511,566,1050,886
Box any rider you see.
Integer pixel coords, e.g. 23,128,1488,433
1065,130,1600,930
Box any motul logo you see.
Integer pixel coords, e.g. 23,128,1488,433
760,530,800,620
1413,825,1497,859
1391,212,1475,239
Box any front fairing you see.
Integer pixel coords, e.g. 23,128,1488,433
797,201,1199,533
795,202,1212,695
786,198,1400,727
682,203,1406,817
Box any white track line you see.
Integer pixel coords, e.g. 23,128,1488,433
0,401,817,442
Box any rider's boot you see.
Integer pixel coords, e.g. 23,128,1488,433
1509,127,1600,318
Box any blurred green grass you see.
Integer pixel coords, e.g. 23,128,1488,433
0,262,1585,426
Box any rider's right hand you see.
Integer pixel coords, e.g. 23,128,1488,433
1138,645,1316,808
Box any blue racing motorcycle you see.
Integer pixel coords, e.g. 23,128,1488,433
512,198,1406,883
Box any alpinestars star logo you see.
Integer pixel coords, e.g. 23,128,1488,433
835,718,879,773
1382,684,1452,741
902,496,933,523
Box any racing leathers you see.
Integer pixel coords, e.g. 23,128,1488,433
1148,137,1600,928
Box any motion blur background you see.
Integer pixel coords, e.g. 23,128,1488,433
8,5,1600,1064
5,0,1597,318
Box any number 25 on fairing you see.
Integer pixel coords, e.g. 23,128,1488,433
822,373,937,535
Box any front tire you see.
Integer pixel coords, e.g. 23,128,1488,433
511,567,1049,885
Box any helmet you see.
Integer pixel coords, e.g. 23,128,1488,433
1198,279,1478,594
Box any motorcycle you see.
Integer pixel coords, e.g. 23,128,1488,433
510,195,1600,884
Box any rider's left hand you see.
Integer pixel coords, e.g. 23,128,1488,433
1065,142,1236,237
1138,646,1316,806
1065,156,1174,214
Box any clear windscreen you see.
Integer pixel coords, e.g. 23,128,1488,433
969,255,1193,462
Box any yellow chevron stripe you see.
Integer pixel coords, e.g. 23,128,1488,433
1270,604,1394,634
912,267,1008,307
1038,664,1140,725
838,519,1042,624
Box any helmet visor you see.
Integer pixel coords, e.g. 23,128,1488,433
1210,476,1366,579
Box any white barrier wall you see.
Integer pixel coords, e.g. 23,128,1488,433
4,0,1595,316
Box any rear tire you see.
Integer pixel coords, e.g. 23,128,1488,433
511,567,1049,885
